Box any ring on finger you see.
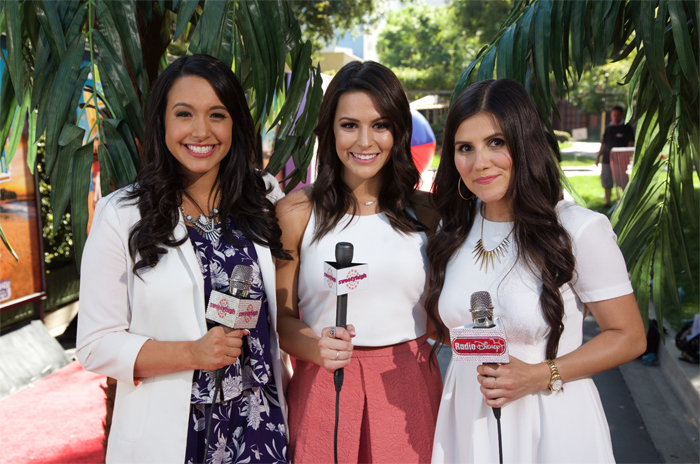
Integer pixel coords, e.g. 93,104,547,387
336,350,340,361
493,377,497,389
330,327,336,337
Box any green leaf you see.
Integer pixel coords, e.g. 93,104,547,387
477,46,496,82
44,35,86,174
71,143,94,268
50,125,84,234
532,0,552,111
570,0,586,79
100,119,138,187
5,86,30,167
0,65,18,152
26,108,37,174
496,24,516,80
33,0,67,62
5,0,26,100
97,143,115,198
0,221,19,261
173,0,199,41
668,0,699,92
93,32,145,140
189,0,227,61
513,3,535,83
549,0,564,95
631,247,653,328
633,0,673,103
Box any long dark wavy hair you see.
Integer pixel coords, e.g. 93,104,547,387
426,79,575,360
124,54,288,274
311,61,422,240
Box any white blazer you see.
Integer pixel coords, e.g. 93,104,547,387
76,173,290,464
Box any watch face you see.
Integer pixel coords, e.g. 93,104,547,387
552,379,563,391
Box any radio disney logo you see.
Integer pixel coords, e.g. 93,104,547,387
211,299,235,318
452,337,507,355
339,270,367,290
238,303,257,324
324,267,336,289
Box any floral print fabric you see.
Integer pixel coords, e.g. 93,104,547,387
184,219,288,464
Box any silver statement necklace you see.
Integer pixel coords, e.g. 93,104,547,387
472,207,513,273
180,197,222,242
363,200,376,206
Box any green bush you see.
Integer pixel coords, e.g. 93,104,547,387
554,130,572,142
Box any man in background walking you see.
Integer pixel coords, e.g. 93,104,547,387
596,105,635,207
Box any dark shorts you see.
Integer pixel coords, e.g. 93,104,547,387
601,163,613,189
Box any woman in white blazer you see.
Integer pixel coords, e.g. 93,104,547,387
77,55,291,464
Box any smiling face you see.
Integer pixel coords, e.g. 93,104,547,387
333,91,394,190
164,75,233,186
453,112,514,221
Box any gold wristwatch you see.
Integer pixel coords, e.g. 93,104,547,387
542,359,563,392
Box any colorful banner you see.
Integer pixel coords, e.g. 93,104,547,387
0,122,43,309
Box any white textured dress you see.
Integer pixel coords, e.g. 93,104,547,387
432,201,633,464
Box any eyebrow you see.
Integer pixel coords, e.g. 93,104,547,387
455,132,505,145
172,102,228,112
338,116,389,123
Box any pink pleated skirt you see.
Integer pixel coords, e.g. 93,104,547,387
287,334,443,463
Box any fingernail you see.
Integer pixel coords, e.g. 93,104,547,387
349,330,356,336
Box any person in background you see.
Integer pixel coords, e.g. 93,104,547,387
276,61,442,463
77,54,290,464
596,105,635,207
427,79,646,463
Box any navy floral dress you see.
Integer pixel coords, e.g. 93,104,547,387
184,218,289,464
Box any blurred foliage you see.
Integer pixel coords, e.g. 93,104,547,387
377,1,515,91
0,0,323,268
290,0,380,51
35,134,74,270
456,0,699,330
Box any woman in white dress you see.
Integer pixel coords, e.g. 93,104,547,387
427,79,646,463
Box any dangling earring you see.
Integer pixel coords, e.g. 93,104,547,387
458,178,475,201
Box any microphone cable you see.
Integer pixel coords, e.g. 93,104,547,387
493,406,503,464
334,369,343,464
203,368,225,464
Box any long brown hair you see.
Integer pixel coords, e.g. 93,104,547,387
125,54,288,275
426,79,575,360
311,61,422,240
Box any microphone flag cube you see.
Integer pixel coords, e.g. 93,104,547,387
450,317,510,364
323,261,368,296
206,290,262,329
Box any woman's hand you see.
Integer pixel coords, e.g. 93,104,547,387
477,356,550,408
318,325,356,374
189,326,249,371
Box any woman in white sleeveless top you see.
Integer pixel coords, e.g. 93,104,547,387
427,79,646,463
276,61,443,463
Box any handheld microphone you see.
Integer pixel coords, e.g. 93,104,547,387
206,265,262,330
449,291,509,364
202,264,262,464
450,291,508,464
324,242,368,464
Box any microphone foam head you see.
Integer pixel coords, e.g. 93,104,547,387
470,291,494,310
230,265,253,297
470,291,494,328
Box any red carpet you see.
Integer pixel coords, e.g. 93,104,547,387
0,361,106,464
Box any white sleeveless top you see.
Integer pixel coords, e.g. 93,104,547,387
298,209,429,346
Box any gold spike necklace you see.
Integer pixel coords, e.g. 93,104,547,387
472,206,513,273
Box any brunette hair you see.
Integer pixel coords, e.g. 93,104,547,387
125,54,287,274
426,79,575,360
311,61,422,240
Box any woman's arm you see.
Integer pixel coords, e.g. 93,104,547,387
478,293,646,407
275,188,356,373
77,195,248,385
133,327,248,379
